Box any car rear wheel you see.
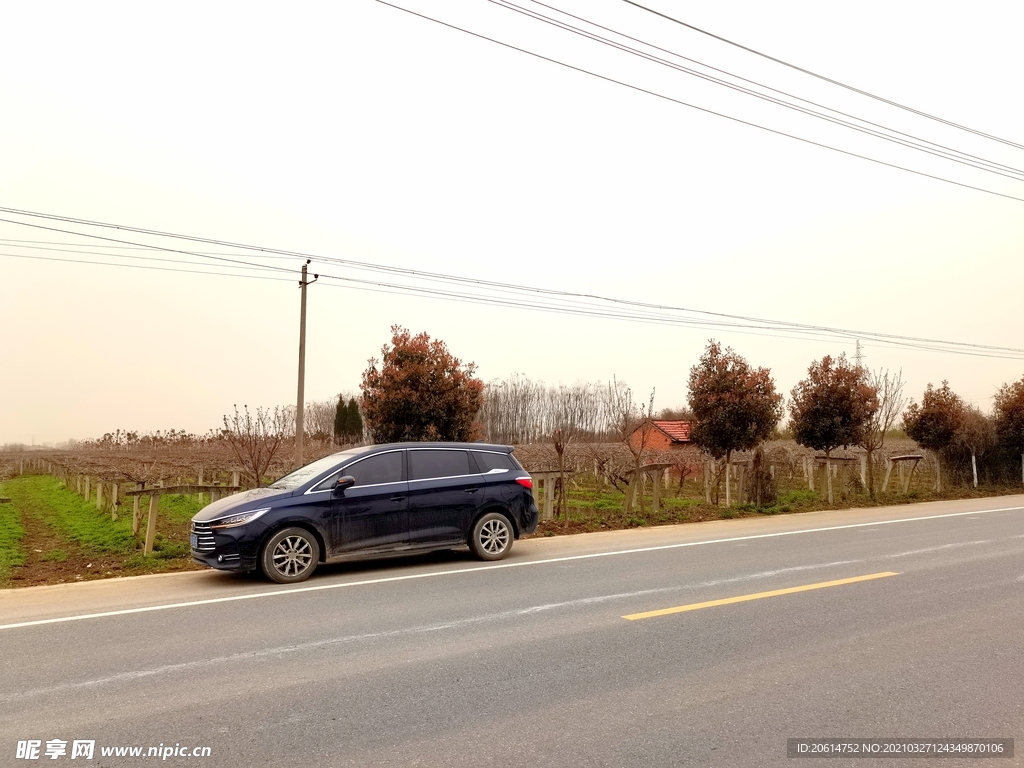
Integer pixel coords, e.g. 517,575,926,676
469,512,513,561
260,527,320,584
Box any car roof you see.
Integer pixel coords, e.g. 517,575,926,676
331,442,515,458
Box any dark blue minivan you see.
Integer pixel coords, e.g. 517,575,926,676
190,443,538,583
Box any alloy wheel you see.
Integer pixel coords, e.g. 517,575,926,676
479,518,510,555
272,535,314,578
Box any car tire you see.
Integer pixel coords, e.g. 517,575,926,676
260,527,320,584
469,512,514,561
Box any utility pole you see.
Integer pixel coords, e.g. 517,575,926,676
854,340,865,369
295,260,318,468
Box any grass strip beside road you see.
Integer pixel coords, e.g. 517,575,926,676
622,572,901,620
4,476,136,554
0,476,208,586
158,493,207,525
0,485,28,583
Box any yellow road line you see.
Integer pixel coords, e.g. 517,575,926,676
623,572,901,620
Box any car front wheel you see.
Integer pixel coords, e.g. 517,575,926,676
260,527,320,584
469,512,513,561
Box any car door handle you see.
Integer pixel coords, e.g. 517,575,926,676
464,488,479,494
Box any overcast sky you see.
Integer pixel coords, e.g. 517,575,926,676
2,0,1022,446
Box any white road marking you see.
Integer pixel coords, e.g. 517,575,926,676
0,559,869,700
889,541,992,558
1,504,1021,631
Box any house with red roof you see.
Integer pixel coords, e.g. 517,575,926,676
628,420,693,451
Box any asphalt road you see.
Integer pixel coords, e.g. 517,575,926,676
2,495,1023,768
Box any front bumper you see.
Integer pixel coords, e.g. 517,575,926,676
190,520,259,571
191,551,258,572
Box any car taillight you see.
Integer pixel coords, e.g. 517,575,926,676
516,477,533,490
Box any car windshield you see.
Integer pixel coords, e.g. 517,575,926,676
268,451,360,490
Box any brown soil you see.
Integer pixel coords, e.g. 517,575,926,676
527,506,757,537
6,505,202,588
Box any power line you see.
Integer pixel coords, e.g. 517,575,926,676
2,205,1024,359
0,242,295,274
621,0,1024,152
492,0,1024,181
0,252,295,283
12,247,1019,359
309,271,1024,360
0,237,303,260
0,216,299,275
374,2,1024,205
2,204,1024,358
3,208,1019,358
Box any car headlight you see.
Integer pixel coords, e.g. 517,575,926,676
210,508,271,529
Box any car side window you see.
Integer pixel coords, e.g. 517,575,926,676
473,451,516,473
408,450,472,481
313,451,404,491
312,470,345,492
348,451,405,486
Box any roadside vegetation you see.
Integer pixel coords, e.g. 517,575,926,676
4,330,1024,587
528,462,1011,536
0,489,27,582
0,475,204,587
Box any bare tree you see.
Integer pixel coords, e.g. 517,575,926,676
222,405,289,487
858,368,906,498
955,405,996,488
479,374,544,444
607,383,655,519
303,399,337,442
552,428,569,526
658,406,694,421
480,375,620,444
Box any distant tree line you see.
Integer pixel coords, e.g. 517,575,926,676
45,327,1024,499
347,328,1024,497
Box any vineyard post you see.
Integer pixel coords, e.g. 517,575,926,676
144,493,159,556
132,485,142,536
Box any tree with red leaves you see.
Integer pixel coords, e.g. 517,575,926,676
993,376,1024,486
790,355,878,503
903,381,964,491
360,326,484,443
687,340,783,506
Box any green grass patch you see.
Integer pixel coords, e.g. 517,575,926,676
159,493,207,524
662,497,702,509
3,475,136,555
39,548,67,562
779,489,819,505
123,541,189,568
592,496,626,511
0,485,27,582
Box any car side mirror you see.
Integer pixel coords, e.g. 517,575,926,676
332,476,356,497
